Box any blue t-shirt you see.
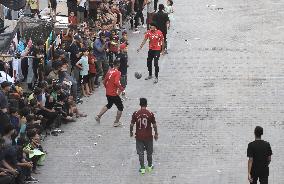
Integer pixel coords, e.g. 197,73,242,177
93,38,106,59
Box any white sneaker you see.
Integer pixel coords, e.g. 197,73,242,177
113,122,122,127
133,29,140,34
95,116,100,123
154,77,158,84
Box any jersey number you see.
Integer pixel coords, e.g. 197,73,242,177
138,118,148,129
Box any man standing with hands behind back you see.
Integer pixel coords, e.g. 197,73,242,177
247,126,272,184
130,98,158,174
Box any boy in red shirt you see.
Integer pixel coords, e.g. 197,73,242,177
137,22,165,84
88,50,96,93
130,98,158,174
95,59,125,127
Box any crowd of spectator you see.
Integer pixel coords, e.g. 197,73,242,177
0,0,174,183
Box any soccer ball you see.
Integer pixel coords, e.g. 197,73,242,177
134,72,142,79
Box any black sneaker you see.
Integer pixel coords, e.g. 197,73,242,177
76,98,83,104
50,131,59,136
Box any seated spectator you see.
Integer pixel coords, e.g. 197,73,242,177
9,108,20,134
67,96,87,118
23,132,46,173
0,138,16,184
0,81,11,114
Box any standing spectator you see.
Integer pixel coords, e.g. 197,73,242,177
69,35,82,89
0,81,11,113
95,59,125,127
76,48,91,97
247,126,272,184
137,22,165,84
154,0,158,12
130,98,158,174
49,0,57,20
108,30,119,67
67,0,77,15
117,43,128,89
144,0,155,30
26,0,39,17
133,0,145,33
93,32,108,80
152,4,170,52
77,0,87,24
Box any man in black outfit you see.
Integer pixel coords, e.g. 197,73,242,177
247,126,272,184
154,0,158,12
152,4,169,52
133,0,145,32
67,0,77,15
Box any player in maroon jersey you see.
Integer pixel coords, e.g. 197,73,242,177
130,98,158,174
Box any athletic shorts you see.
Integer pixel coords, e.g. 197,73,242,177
106,95,124,111
136,139,153,155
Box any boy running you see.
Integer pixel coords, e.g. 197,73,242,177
130,98,158,174
95,59,125,127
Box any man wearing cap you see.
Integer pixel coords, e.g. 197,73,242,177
0,81,11,113
137,22,165,84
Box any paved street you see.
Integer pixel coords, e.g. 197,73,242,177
37,0,284,183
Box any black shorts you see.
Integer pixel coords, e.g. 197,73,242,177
79,75,89,84
106,95,124,111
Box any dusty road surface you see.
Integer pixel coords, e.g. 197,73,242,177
37,0,284,183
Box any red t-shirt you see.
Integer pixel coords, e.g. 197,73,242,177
145,29,164,51
104,68,124,96
131,109,156,141
88,54,96,74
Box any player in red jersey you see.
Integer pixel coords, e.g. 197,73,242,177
130,98,158,174
137,22,165,84
95,59,125,127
